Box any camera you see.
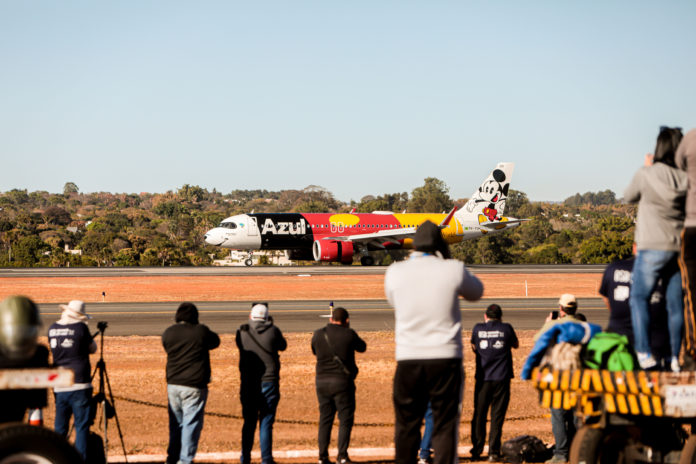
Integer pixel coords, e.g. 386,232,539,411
97,321,108,332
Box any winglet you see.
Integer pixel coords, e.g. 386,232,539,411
349,208,356,214
439,206,458,228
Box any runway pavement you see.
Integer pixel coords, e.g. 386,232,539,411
37,298,608,336
0,264,605,278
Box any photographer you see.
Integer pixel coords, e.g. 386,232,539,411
236,303,286,464
48,300,97,462
311,307,366,464
162,302,220,464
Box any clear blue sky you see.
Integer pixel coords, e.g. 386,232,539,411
1,1,695,203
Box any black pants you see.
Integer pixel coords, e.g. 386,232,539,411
316,376,355,461
681,227,696,359
393,358,463,464
470,379,511,456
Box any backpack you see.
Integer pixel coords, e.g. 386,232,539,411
583,332,637,371
501,435,553,463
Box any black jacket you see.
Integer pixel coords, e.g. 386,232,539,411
162,322,220,389
236,319,287,384
311,324,366,380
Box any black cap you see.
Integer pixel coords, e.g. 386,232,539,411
413,220,451,258
176,302,199,324
486,304,502,320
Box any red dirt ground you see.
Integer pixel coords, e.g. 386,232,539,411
0,273,601,303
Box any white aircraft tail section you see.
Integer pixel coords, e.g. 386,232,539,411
457,162,515,223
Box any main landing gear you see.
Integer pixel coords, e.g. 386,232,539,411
360,256,375,266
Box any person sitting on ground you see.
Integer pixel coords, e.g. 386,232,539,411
625,126,688,370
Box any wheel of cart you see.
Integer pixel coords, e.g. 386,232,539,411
531,367,696,464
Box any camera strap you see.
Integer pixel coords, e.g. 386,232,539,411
240,324,273,355
322,328,352,377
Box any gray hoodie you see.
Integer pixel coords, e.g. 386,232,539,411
236,318,287,383
676,129,696,227
624,162,688,251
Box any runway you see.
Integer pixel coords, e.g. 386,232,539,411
37,298,608,336
0,264,605,278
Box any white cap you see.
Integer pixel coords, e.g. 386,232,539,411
558,293,577,309
250,304,268,321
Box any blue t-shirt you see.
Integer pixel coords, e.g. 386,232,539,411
471,320,518,381
48,322,93,384
599,257,670,359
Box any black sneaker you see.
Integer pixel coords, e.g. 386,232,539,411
488,454,504,462
338,458,354,464
318,459,333,464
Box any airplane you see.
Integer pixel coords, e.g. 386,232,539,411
204,162,526,266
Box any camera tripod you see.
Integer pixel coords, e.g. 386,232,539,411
91,321,128,463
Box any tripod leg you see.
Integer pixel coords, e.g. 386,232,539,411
103,365,128,462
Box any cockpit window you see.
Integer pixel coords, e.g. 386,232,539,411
218,222,237,229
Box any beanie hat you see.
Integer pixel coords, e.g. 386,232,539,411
250,303,269,321
176,302,199,324
413,220,451,259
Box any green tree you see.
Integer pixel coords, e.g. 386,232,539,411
42,206,72,225
408,178,453,213
63,182,79,195
12,235,49,266
504,189,530,217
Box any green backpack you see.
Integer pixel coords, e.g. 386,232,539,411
583,332,637,371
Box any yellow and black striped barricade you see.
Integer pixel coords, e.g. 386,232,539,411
530,367,696,419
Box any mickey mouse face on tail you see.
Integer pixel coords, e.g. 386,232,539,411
477,169,509,203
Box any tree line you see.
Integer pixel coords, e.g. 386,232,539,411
0,180,634,267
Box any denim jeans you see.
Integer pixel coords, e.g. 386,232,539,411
419,403,433,460
550,407,576,459
167,384,208,464
630,249,684,358
54,387,93,461
241,381,280,464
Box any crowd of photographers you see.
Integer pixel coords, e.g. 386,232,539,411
0,126,694,464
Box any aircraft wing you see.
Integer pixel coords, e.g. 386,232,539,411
322,227,418,249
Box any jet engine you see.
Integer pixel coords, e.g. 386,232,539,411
312,240,354,264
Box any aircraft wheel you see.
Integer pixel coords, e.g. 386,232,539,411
0,424,83,464
244,258,253,267
360,256,375,266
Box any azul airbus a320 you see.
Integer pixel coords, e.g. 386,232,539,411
204,162,525,266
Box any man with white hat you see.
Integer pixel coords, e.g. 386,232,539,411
532,294,582,464
48,299,97,461
236,303,287,464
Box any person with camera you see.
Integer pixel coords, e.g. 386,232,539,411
162,302,220,464
48,300,97,462
532,294,582,464
311,306,366,464
236,303,287,464
385,220,483,464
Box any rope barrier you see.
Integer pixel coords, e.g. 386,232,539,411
112,395,548,427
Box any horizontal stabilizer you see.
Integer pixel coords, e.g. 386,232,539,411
480,218,529,229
